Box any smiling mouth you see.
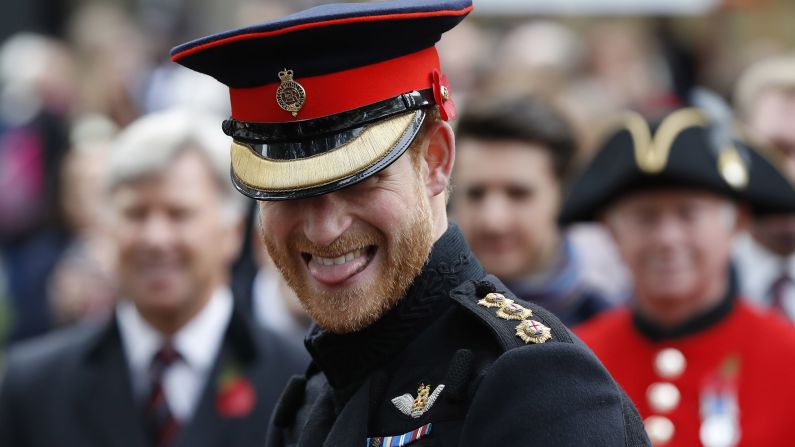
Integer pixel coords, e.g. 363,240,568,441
301,245,377,285
301,245,373,265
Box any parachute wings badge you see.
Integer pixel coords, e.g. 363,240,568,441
391,383,445,419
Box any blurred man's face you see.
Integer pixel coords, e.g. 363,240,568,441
110,150,239,326
452,139,561,279
748,90,795,256
749,90,795,179
258,152,435,334
605,190,738,325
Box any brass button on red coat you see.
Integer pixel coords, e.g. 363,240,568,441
654,348,686,380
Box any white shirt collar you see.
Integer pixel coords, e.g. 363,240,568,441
116,287,234,391
253,267,306,339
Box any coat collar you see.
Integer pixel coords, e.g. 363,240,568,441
632,270,738,342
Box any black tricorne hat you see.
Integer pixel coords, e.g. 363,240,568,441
171,0,472,200
559,107,795,224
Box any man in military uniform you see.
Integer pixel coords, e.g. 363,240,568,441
171,1,650,445
567,108,795,446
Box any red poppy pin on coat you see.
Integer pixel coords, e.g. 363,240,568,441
216,365,256,418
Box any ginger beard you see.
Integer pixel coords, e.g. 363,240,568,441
262,169,435,334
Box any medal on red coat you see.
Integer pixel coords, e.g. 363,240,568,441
699,355,741,447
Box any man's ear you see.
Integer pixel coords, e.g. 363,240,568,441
422,120,455,198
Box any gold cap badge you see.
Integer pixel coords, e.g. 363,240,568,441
275,69,306,117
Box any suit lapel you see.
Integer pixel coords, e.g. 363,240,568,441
173,344,232,447
174,308,264,447
73,319,148,447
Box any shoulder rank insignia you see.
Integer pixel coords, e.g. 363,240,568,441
516,319,552,344
275,69,306,117
367,423,433,447
391,383,445,419
478,292,512,308
496,302,533,320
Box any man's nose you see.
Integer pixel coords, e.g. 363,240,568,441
650,215,687,246
138,213,176,248
302,193,353,246
476,194,511,233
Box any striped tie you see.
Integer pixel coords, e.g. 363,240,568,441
145,343,181,447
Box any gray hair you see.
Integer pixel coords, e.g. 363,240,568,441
734,54,795,120
108,108,247,222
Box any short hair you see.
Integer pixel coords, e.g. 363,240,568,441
734,54,795,119
108,108,247,222
455,95,577,180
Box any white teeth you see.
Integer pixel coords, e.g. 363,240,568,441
313,248,366,266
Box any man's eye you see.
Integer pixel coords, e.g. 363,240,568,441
123,207,146,221
169,208,194,221
507,186,531,201
466,186,485,202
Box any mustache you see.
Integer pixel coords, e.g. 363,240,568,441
289,229,383,258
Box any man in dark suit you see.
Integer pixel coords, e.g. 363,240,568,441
170,1,650,445
0,109,308,447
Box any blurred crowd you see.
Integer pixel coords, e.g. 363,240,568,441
0,0,794,445
2,0,794,348
0,0,793,419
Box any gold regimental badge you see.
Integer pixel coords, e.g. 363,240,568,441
718,146,748,190
275,69,306,117
515,319,552,344
496,302,533,321
391,383,445,419
477,292,512,309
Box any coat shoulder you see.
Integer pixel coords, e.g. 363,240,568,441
448,275,575,351
3,322,102,386
449,276,651,446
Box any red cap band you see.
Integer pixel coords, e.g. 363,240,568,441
229,47,441,122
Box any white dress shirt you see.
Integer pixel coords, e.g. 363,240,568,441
734,233,795,320
117,287,234,422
